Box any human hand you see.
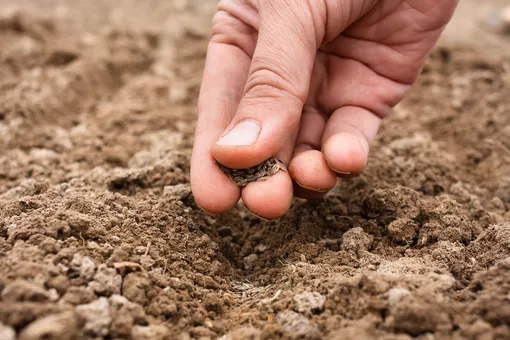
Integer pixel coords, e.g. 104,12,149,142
191,0,458,219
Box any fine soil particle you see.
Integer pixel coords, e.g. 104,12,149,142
1,1,510,339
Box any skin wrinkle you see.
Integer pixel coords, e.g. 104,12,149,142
391,28,446,60
211,12,257,57
347,10,414,43
352,0,401,28
398,5,432,33
243,69,308,104
305,1,327,47
260,0,312,49
321,36,424,85
244,40,309,102
317,55,407,118
344,12,448,48
238,84,303,141
218,0,259,30
323,115,376,148
324,1,351,42
284,1,318,50
403,0,459,32
295,106,327,151
323,0,378,42
250,2,315,99
323,0,331,41
343,0,454,44
241,85,297,104
290,11,320,58
250,48,305,98
347,0,355,25
404,0,449,21
322,43,406,83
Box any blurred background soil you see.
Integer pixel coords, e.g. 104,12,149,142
0,0,509,339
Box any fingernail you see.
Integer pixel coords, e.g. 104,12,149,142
295,181,329,193
246,209,274,221
216,120,260,146
358,135,369,154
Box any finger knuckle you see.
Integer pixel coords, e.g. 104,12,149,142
210,8,257,56
245,66,307,104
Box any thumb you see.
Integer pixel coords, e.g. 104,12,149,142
212,1,320,169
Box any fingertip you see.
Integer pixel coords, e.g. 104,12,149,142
211,144,262,169
190,161,241,214
191,184,240,215
241,171,293,220
323,132,368,174
289,149,337,192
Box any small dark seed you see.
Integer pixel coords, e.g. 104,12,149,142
218,158,286,187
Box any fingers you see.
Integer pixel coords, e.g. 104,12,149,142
321,106,382,175
289,106,337,197
288,105,381,199
190,42,251,214
239,121,297,220
193,0,320,219
244,102,378,212
209,1,322,219
287,103,381,202
308,53,405,180
242,171,294,220
211,1,320,169
290,150,337,193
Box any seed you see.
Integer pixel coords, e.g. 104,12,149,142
218,158,287,187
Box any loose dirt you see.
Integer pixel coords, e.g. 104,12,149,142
0,0,509,339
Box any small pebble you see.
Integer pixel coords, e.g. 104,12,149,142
70,254,96,282
276,311,320,336
293,292,326,315
388,288,411,306
342,227,373,253
243,254,258,271
88,264,122,296
76,297,111,337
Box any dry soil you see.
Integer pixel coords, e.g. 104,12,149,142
0,0,509,339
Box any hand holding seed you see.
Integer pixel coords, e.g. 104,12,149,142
191,0,459,219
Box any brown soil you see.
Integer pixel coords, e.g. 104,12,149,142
1,1,509,339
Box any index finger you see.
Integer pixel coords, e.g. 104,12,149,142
190,17,253,213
